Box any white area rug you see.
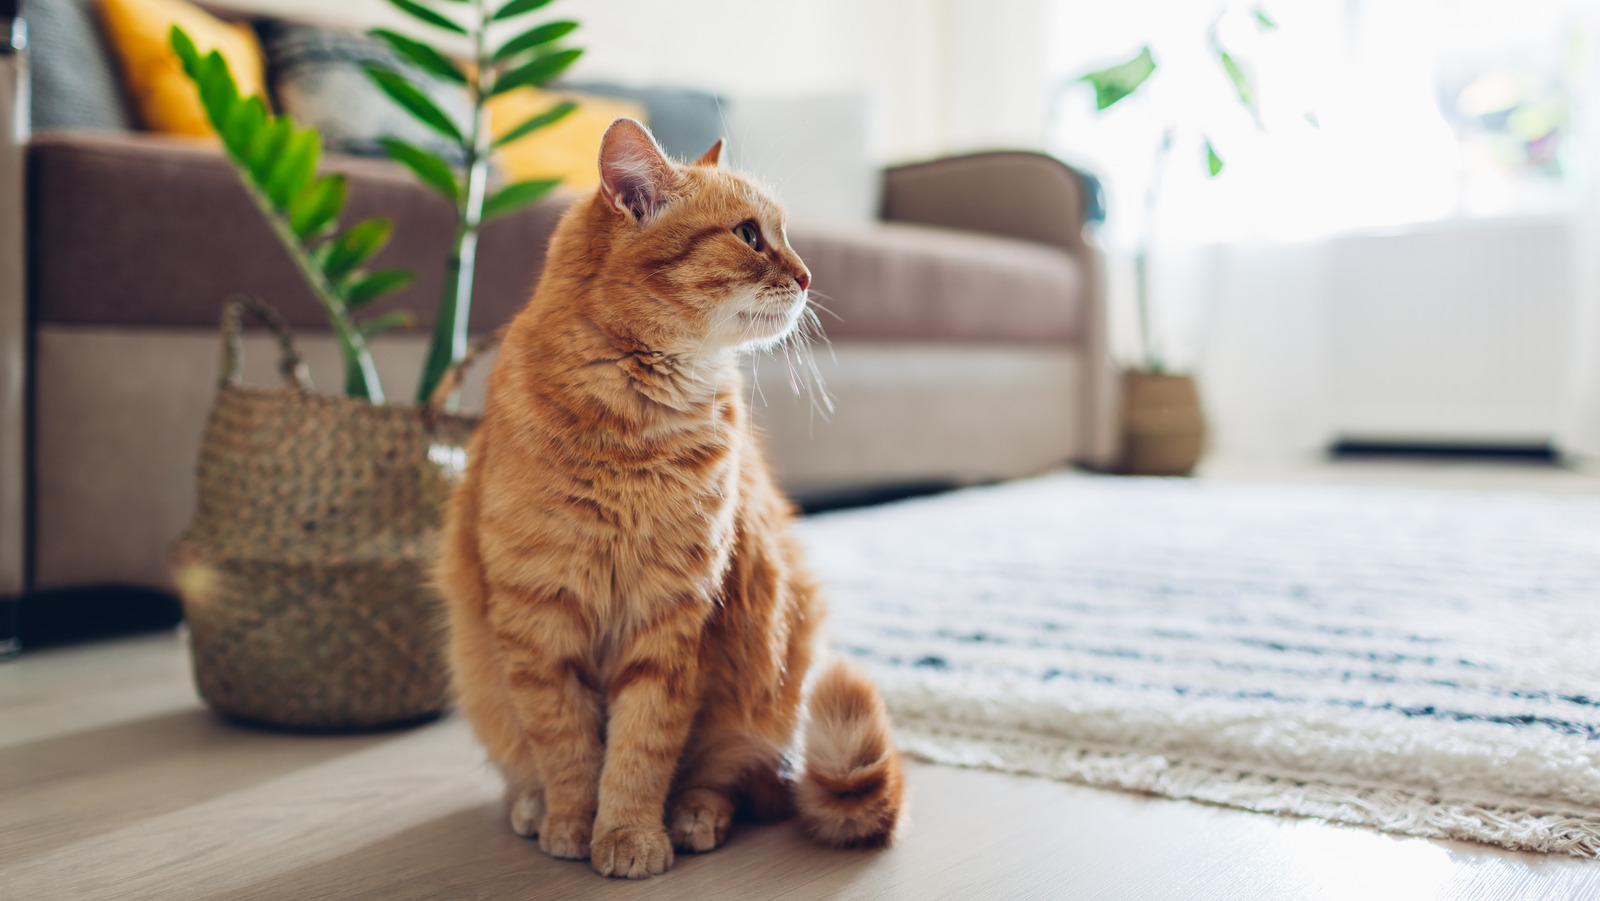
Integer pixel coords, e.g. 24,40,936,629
796,475,1600,857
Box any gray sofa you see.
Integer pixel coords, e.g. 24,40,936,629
1,8,1116,598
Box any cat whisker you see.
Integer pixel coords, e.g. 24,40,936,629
749,350,769,410
779,341,802,395
761,301,834,422
803,291,845,324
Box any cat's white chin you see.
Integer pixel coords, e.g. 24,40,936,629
732,301,803,348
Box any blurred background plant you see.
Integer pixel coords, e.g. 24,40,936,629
1061,4,1289,374
363,0,583,406
171,26,416,402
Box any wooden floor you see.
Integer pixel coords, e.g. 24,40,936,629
5,459,1600,900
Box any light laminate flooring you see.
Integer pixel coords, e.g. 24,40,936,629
6,460,1600,900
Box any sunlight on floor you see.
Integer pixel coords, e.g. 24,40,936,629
1265,820,1460,900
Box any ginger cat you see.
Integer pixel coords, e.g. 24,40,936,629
435,118,904,879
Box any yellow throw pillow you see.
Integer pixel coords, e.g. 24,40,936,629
489,89,648,191
98,0,269,137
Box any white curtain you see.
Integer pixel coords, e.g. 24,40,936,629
1044,0,1592,459
1558,5,1600,462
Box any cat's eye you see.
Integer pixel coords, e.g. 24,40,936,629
733,221,763,251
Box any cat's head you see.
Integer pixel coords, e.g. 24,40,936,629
588,117,812,355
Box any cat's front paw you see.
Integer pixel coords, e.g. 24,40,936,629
669,788,735,853
591,824,673,879
509,788,545,838
538,812,593,860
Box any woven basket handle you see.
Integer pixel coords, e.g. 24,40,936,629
220,295,313,393
423,338,497,417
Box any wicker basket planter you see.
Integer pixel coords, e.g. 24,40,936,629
1116,371,1206,477
170,299,477,730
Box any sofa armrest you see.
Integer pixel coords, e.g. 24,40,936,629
880,150,1118,469
880,151,1093,258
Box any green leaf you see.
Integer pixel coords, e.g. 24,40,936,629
492,0,554,22
1255,7,1278,29
493,20,579,62
325,219,395,281
346,268,417,306
264,127,320,210
481,178,560,221
492,100,577,148
169,26,201,72
1080,46,1156,111
246,116,293,185
371,28,466,84
490,49,583,97
381,0,466,34
1205,140,1224,177
380,137,460,202
1218,50,1256,112
220,95,268,162
365,65,464,143
358,309,418,338
288,174,347,239
1304,111,1320,128
194,51,241,133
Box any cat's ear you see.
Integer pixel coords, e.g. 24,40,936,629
695,138,724,167
599,117,674,225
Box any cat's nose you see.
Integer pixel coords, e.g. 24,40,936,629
794,271,811,292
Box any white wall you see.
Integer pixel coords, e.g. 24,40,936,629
215,0,1052,164
1173,214,1579,461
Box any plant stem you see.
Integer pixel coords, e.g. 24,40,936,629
415,0,492,408
236,171,383,401
1134,249,1162,376
1136,127,1175,375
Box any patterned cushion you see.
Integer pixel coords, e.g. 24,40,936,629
26,0,134,130
258,20,468,165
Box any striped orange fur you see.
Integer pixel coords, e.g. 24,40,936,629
436,118,904,879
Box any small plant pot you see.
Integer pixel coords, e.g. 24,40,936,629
1117,371,1205,476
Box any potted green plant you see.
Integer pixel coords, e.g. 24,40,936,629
1072,6,1287,476
362,0,584,406
164,5,580,730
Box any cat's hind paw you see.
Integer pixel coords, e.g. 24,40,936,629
669,788,735,853
591,824,673,879
509,789,545,838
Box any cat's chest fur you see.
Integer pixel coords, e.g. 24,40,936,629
480,372,747,624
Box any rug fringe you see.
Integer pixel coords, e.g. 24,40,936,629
896,721,1600,858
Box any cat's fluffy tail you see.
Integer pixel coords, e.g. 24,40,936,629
796,658,905,848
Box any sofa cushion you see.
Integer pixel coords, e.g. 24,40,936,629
97,0,270,136
28,130,566,334
27,0,136,131
489,88,649,190
258,20,469,166
560,82,723,163
789,223,1085,344
722,93,878,227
